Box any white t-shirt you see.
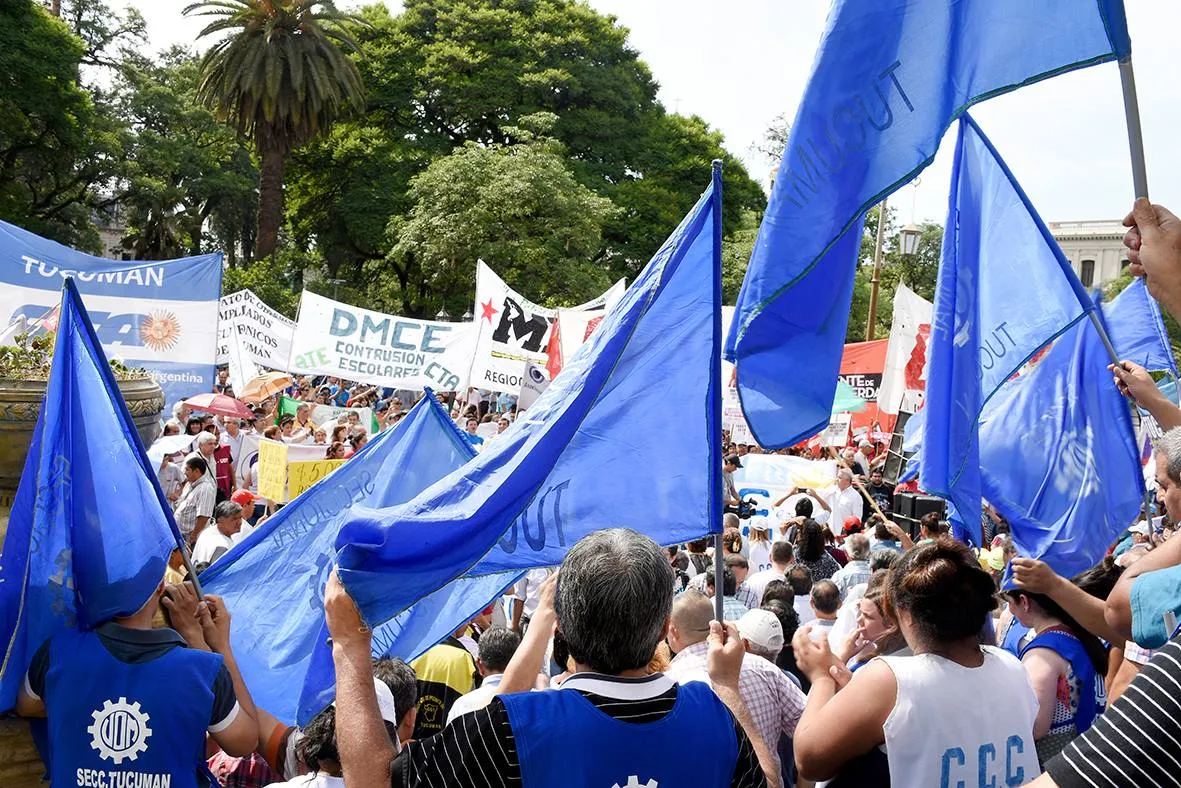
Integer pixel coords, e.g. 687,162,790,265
822,485,863,536
192,527,234,565
513,568,551,619
742,568,785,605
747,540,773,574
794,595,817,627
879,648,1039,787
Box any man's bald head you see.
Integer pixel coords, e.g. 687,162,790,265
669,590,712,651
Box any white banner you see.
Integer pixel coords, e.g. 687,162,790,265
469,260,625,394
288,290,474,391
216,289,296,371
517,362,551,411
731,454,838,533
877,283,932,415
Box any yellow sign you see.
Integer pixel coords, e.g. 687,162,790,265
288,459,346,499
257,439,289,502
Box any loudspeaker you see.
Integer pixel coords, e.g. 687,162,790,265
882,411,913,485
912,495,947,524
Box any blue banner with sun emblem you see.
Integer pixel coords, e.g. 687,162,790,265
0,219,223,410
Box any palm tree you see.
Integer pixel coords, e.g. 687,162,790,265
184,0,365,259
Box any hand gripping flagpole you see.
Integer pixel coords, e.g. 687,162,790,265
711,159,726,626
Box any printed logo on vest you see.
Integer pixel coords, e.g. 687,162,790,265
613,778,658,788
87,697,153,764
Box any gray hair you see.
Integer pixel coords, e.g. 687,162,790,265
722,512,740,530
869,548,901,572
213,501,242,521
837,468,854,483
196,432,218,446
746,639,781,661
1155,427,1181,482
846,533,870,561
555,528,673,675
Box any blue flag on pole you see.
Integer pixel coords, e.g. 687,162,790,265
923,115,1094,545
336,168,724,629
981,289,1146,579
0,279,183,709
727,0,1130,448
199,394,475,724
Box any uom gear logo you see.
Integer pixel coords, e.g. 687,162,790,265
87,697,152,764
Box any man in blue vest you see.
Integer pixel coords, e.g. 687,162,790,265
16,581,260,788
326,528,777,787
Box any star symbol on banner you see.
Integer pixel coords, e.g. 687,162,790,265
480,300,499,323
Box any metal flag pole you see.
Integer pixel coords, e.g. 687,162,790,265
1118,58,1149,200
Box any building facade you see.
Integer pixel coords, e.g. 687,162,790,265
1048,220,1129,289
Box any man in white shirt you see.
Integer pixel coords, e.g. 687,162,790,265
742,542,794,606
511,567,552,633
220,418,245,465
192,500,244,566
173,456,217,543
446,627,522,725
816,469,862,537
806,580,841,641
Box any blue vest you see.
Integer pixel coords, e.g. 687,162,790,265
1000,616,1031,659
501,681,738,787
44,628,224,788
1019,629,1104,733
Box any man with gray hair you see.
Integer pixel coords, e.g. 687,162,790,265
830,533,871,599
814,468,862,537
192,499,244,565
326,528,777,787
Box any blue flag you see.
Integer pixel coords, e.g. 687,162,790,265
982,290,1146,578
923,115,1094,545
0,279,183,709
1108,277,1178,375
727,0,1130,448
336,168,725,629
198,393,475,724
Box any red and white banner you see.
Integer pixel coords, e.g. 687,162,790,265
877,283,933,415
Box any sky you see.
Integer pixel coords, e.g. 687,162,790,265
117,0,1180,226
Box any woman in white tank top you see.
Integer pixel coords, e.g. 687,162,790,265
791,538,1041,786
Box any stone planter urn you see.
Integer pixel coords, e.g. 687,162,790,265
0,374,163,788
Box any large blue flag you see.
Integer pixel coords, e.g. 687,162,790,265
336,167,725,629
923,115,1094,545
199,393,475,724
727,0,1130,448
982,290,1146,578
0,279,183,709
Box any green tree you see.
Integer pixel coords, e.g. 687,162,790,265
0,2,125,250
286,0,764,299
116,48,258,260
376,122,616,317
186,0,367,259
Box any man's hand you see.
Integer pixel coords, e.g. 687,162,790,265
162,582,209,651
1111,360,1160,404
706,620,744,689
530,572,558,635
197,594,232,654
1124,199,1181,313
324,569,370,650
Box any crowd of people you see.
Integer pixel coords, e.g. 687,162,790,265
17,200,1181,788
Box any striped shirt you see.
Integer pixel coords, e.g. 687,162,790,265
391,672,766,787
1046,635,1181,787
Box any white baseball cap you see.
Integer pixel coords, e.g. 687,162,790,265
736,609,784,653
334,678,398,725
1129,521,1151,537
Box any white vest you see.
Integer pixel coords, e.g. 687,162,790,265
880,647,1040,787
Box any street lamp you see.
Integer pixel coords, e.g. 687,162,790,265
436,307,451,321
326,278,347,300
462,308,474,322
899,223,922,257
865,198,888,341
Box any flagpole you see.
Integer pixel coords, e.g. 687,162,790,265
711,159,726,626
1118,58,1149,200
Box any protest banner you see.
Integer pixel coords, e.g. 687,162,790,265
256,439,289,502
0,219,222,407
731,454,837,533
288,459,346,499
217,289,296,371
469,261,625,393
289,291,474,391
877,284,933,416
517,362,550,411
820,412,852,448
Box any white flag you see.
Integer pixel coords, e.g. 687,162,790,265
877,283,933,415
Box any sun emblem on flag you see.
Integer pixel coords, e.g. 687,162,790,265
139,311,181,351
